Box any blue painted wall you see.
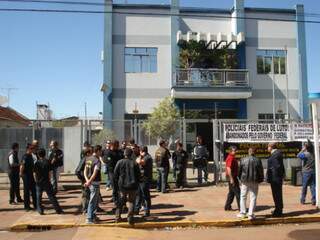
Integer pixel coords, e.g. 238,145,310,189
103,0,113,129
296,4,309,120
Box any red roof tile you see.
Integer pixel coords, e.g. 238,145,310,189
0,106,30,125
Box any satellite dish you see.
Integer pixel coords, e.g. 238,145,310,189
0,95,8,106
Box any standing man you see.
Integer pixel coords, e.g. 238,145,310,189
135,146,153,217
84,145,102,224
20,143,37,211
31,140,39,162
8,143,23,204
48,140,64,195
34,148,63,215
193,136,209,184
172,142,188,189
155,140,171,193
297,140,316,205
267,142,285,217
224,146,240,211
237,148,264,220
114,148,141,225
104,141,122,204
103,140,112,191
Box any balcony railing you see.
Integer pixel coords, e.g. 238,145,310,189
174,68,250,88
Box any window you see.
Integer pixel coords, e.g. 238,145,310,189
125,47,158,73
256,50,287,75
258,113,285,120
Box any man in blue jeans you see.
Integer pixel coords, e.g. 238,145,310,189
155,140,171,193
297,141,316,205
84,145,102,224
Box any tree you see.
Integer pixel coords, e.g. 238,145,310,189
92,128,117,146
142,97,181,140
178,40,238,69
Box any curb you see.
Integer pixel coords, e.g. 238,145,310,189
10,215,320,231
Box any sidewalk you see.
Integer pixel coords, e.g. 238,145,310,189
1,174,319,231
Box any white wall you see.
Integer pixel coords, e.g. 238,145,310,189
245,11,300,119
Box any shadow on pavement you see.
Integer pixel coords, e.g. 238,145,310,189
151,203,184,209
283,209,319,217
255,205,273,212
288,229,320,240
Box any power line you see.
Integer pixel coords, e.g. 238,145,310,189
1,7,320,24
1,0,320,18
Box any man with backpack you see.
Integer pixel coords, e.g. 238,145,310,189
237,148,264,220
114,148,141,225
48,140,64,195
75,146,92,213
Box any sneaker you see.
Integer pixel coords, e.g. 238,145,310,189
86,219,94,224
248,215,256,220
17,198,24,203
143,210,150,217
105,187,111,191
128,216,134,225
237,213,246,219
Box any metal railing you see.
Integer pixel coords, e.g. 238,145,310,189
174,68,250,88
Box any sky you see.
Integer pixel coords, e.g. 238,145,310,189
0,0,319,119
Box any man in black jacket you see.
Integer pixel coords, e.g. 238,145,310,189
20,143,37,211
48,140,64,195
237,147,264,220
114,148,141,225
155,140,171,193
172,143,188,189
135,146,153,217
103,141,122,204
267,143,285,217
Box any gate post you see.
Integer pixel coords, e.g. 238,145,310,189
312,103,320,207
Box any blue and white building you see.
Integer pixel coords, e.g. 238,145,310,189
102,0,309,139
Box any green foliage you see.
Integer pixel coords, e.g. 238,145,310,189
92,128,117,146
142,97,181,140
178,40,238,69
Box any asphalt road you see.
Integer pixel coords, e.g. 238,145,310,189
1,223,320,240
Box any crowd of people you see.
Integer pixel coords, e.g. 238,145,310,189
224,140,316,220
6,135,317,224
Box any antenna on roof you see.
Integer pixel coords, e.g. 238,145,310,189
0,87,18,107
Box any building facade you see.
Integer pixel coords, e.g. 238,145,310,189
103,0,309,139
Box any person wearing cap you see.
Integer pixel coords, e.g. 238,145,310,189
297,140,316,205
114,148,141,225
155,140,171,193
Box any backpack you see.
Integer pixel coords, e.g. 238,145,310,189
75,157,86,182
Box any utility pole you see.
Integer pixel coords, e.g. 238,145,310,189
84,102,88,142
1,87,18,107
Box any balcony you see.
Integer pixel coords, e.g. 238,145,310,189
171,68,252,99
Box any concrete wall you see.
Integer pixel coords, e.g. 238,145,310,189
63,127,82,173
245,11,300,119
109,5,304,123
